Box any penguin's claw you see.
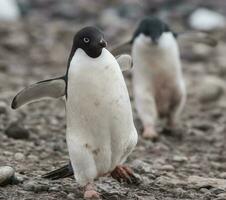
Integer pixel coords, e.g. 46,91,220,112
111,165,140,185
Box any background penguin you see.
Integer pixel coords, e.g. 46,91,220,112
12,26,138,199
111,16,217,140
131,17,186,139
113,17,186,140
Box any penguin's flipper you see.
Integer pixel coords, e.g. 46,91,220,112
111,41,132,56
42,162,74,180
116,54,133,71
11,77,66,109
177,31,218,47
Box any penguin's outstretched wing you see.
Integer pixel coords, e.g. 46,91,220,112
11,77,66,109
116,54,132,71
176,31,218,47
111,41,132,57
42,162,73,180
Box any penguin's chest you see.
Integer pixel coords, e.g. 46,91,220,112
66,56,130,132
132,43,183,115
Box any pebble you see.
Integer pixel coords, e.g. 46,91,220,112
67,193,76,200
0,166,15,186
49,185,61,192
219,172,226,179
155,175,184,186
200,188,210,194
27,155,39,162
197,76,225,103
0,101,7,114
188,176,226,190
173,155,188,163
189,8,226,31
132,160,152,173
23,181,49,192
159,165,175,171
0,0,20,22
14,152,25,161
5,122,30,140
217,193,226,198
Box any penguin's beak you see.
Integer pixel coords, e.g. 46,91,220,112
99,39,107,47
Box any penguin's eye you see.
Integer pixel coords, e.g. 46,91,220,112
83,37,90,43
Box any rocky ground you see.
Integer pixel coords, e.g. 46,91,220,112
1,1,226,200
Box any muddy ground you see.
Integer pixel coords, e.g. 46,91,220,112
1,1,226,200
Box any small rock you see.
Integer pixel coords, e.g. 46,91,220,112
23,181,49,192
0,101,7,114
14,152,25,161
155,175,185,186
49,185,61,192
197,76,225,103
188,176,226,190
0,0,20,21
173,155,188,163
219,172,226,179
27,155,39,162
210,188,225,195
0,166,15,186
217,193,226,198
5,122,30,140
67,193,75,200
159,165,175,171
132,160,152,173
189,8,226,31
200,188,210,194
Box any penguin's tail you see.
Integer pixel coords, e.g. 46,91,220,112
42,163,73,180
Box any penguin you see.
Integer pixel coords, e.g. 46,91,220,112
12,26,138,199
111,17,186,140
111,17,217,140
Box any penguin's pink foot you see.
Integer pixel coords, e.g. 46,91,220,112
84,183,100,199
111,165,139,184
142,125,159,140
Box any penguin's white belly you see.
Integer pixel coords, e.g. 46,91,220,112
132,39,185,116
66,48,137,185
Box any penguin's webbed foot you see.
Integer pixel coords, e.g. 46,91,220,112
111,165,140,185
142,125,159,140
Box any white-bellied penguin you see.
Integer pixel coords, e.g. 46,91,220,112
12,26,138,199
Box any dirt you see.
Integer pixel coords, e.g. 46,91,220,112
1,1,226,200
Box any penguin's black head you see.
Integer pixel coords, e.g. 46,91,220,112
132,17,176,44
68,26,107,63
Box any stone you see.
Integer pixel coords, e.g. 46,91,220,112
0,166,15,186
67,193,76,200
189,8,226,31
132,160,152,173
0,0,20,21
155,175,185,187
49,185,61,192
23,181,49,192
188,176,226,190
197,76,225,103
5,122,30,140
217,193,226,199
159,165,175,171
173,155,188,162
219,172,226,179
0,101,7,114
14,152,25,161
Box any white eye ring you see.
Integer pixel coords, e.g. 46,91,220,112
83,37,90,43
